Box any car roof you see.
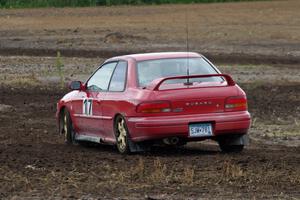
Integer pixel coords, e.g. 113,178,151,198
107,52,203,62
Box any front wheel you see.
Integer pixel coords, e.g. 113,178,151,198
114,115,131,154
61,109,76,145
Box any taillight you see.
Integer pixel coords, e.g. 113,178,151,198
225,96,247,112
137,101,172,113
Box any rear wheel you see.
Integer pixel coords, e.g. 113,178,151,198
114,115,131,154
62,109,76,144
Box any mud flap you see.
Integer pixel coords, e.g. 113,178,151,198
128,139,150,153
225,134,249,145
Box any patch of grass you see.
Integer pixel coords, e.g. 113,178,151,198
2,158,299,198
55,51,65,89
129,158,146,181
123,158,196,186
96,0,261,6
149,158,167,183
253,122,300,138
221,160,244,181
0,0,97,8
5,75,41,87
0,166,33,194
288,173,300,185
181,166,195,185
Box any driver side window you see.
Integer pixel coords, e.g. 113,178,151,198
87,62,117,91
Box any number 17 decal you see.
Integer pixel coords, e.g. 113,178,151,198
83,99,93,116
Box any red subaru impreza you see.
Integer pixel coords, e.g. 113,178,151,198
56,52,251,154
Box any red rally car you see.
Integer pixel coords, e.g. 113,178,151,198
56,52,251,154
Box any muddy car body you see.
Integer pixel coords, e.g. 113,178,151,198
56,52,251,154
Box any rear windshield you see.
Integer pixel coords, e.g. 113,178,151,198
137,57,222,87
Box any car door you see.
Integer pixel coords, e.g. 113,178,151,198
101,61,128,141
80,61,117,137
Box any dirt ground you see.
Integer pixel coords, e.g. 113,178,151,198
0,0,300,63
0,1,300,199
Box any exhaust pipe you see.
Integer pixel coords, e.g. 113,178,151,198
163,137,179,145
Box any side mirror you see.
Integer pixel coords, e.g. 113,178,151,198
69,81,84,90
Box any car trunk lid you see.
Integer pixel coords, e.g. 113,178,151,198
145,74,238,115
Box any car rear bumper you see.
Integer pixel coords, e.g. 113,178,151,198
126,111,251,142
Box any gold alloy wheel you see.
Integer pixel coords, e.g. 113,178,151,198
117,119,127,151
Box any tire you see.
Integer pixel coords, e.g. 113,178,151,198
62,109,76,145
218,143,244,153
114,115,131,154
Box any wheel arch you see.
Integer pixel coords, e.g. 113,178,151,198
113,113,124,124
113,113,125,132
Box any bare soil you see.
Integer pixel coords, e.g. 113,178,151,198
0,86,299,199
0,1,300,199
0,0,300,64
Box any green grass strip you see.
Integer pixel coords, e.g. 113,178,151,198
0,0,264,8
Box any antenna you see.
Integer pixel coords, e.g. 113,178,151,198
185,9,189,54
184,9,192,86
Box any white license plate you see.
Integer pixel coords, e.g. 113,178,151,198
189,123,213,137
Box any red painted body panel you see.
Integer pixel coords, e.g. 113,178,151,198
126,111,250,142
56,52,251,144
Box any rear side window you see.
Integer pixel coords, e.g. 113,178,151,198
87,62,117,91
109,61,127,92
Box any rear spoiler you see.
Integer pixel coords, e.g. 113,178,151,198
147,74,235,91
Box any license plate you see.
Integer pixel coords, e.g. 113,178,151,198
189,123,213,137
